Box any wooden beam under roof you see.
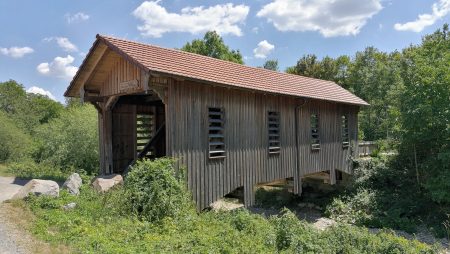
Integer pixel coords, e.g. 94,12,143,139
74,42,108,97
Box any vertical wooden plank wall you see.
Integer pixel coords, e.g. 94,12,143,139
100,54,145,97
168,81,309,209
95,54,359,209
297,100,358,177
112,104,137,173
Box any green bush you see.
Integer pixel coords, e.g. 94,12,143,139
21,167,438,254
124,158,193,222
0,111,33,162
326,156,448,235
325,188,376,225
255,187,298,209
7,160,68,182
270,208,324,252
34,104,98,174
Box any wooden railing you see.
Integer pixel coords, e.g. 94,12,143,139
123,122,165,176
358,141,377,157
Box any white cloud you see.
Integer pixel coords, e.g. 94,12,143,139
44,37,78,52
132,1,249,37
65,12,90,24
37,55,78,80
253,40,275,59
394,0,450,32
257,0,383,37
252,27,259,34
26,86,56,101
0,46,34,58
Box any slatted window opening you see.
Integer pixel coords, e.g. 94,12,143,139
341,115,350,148
136,113,155,157
310,113,320,150
208,107,225,159
268,111,281,154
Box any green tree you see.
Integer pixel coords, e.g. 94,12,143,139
0,111,33,162
34,104,99,173
0,80,27,114
181,31,244,64
287,49,403,140
347,47,403,140
398,25,450,204
0,80,63,134
263,59,279,71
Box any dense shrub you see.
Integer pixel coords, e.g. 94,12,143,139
0,111,33,162
34,104,98,174
23,185,437,253
325,155,448,235
124,158,193,222
270,208,324,252
6,160,68,182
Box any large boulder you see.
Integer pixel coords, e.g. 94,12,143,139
91,174,123,192
13,179,59,199
62,173,82,195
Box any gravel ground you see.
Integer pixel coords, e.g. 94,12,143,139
0,206,29,254
0,177,30,254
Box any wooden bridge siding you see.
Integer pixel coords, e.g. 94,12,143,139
99,55,145,97
167,80,298,209
112,103,136,173
94,54,359,208
297,101,359,177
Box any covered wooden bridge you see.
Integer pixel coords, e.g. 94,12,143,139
65,35,368,210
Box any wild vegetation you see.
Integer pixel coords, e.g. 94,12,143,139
14,159,438,253
0,80,98,179
289,25,450,237
0,25,448,252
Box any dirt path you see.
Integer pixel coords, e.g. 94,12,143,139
0,176,31,254
0,177,29,203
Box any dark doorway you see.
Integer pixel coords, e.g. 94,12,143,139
111,92,166,174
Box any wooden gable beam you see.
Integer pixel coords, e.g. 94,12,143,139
77,43,108,97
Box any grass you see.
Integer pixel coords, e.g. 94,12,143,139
5,158,442,253
5,161,70,182
0,163,14,177
20,185,439,253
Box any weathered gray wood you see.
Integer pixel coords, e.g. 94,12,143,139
91,53,360,210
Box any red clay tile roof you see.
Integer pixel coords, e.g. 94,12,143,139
67,34,368,106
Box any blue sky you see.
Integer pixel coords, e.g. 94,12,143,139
0,0,449,102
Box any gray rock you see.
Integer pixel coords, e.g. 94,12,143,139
62,202,77,211
62,173,82,195
91,174,123,192
12,179,59,199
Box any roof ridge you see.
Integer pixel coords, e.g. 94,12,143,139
96,34,336,85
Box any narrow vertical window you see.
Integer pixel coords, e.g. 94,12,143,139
341,115,350,148
310,113,320,150
268,111,281,154
208,107,225,159
136,113,155,157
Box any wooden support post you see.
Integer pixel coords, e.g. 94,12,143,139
98,95,119,175
104,109,113,174
98,111,105,175
79,86,85,104
90,102,103,114
293,176,303,195
330,168,337,185
244,183,255,207
142,71,150,92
